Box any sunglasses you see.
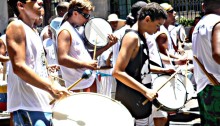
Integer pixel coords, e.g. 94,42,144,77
167,9,174,13
78,11,90,19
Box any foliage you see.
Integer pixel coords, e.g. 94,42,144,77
177,16,194,27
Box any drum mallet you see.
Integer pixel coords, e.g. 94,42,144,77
193,55,220,86
49,70,93,105
142,67,181,105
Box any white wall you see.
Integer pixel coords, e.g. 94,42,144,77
90,0,110,20
0,0,8,34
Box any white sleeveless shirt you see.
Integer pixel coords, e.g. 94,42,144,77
7,20,51,112
57,21,95,89
192,14,220,93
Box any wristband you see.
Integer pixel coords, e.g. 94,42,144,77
172,60,176,65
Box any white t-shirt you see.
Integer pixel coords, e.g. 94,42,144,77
57,21,95,89
40,25,49,41
192,14,220,93
7,20,51,112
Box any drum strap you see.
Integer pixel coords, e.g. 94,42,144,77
137,31,151,73
169,31,178,52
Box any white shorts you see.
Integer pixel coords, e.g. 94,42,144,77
151,105,168,118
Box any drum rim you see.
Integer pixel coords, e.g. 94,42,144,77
84,17,113,48
52,92,123,109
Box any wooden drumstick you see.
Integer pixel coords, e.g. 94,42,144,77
142,67,181,105
93,36,98,60
49,70,93,105
193,55,220,86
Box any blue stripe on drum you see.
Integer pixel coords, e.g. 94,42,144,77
0,93,7,102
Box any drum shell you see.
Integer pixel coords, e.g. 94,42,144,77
52,92,134,126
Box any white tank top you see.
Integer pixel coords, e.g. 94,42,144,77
7,20,52,112
192,14,220,93
57,21,95,89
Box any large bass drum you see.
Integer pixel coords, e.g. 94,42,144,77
152,74,187,112
84,18,113,50
52,92,134,126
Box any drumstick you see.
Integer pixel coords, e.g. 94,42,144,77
142,67,181,105
93,35,98,60
49,70,93,105
193,55,220,86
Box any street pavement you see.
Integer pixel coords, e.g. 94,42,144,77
169,97,201,126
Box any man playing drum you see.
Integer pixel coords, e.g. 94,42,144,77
6,0,70,125
57,0,118,93
192,0,220,125
112,2,167,126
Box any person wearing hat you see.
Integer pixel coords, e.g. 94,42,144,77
157,3,185,58
107,13,126,31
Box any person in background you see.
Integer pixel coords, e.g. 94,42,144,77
40,2,69,41
57,0,117,93
188,16,201,42
158,3,185,58
6,0,70,125
107,13,126,32
56,1,70,17
113,2,167,126
192,0,220,125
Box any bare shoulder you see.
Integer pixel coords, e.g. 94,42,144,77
213,22,220,32
6,21,25,44
123,31,139,45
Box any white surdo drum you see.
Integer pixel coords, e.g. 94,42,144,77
84,18,112,49
52,92,134,126
152,74,187,112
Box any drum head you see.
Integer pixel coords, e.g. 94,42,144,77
152,75,187,111
84,18,112,48
52,92,133,126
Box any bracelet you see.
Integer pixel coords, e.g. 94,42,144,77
171,60,176,65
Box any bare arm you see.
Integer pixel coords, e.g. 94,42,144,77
57,30,98,70
0,39,9,62
212,22,220,64
93,34,118,58
6,22,69,99
150,64,175,74
112,32,156,101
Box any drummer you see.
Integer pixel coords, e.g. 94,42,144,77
56,0,118,93
112,2,167,126
6,0,70,125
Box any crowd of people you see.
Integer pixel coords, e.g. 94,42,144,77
0,0,220,126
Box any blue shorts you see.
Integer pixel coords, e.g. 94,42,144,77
13,110,52,126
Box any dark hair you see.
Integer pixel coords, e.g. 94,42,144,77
203,0,220,14
138,2,167,21
8,0,27,16
127,1,148,26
